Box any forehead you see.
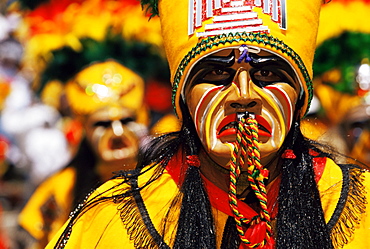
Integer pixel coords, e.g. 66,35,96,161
182,46,304,96
210,48,272,57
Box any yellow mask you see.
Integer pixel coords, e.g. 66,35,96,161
64,60,148,125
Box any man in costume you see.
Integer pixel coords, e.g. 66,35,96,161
307,0,370,166
16,0,172,248
46,0,370,248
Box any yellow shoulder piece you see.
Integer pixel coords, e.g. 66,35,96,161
318,159,369,248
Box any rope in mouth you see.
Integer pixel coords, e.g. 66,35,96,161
228,112,273,248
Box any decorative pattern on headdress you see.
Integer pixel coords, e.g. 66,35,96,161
171,32,312,116
188,0,286,37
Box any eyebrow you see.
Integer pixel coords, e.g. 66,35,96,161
249,55,296,76
198,50,235,66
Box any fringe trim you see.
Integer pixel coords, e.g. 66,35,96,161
117,194,159,249
330,167,367,248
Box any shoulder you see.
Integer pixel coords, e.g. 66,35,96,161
18,167,77,240
46,177,133,248
46,163,177,249
317,158,370,248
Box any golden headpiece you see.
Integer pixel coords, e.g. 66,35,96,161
17,0,167,119
142,0,326,120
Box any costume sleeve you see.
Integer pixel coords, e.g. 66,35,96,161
45,179,135,249
18,167,75,241
317,158,370,248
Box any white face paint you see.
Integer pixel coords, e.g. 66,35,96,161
184,47,301,168
84,107,148,163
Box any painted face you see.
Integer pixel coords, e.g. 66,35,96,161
84,106,147,165
184,47,302,168
341,104,370,165
68,61,149,166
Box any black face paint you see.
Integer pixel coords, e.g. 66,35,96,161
93,117,135,128
186,49,299,91
187,50,236,87
248,54,298,89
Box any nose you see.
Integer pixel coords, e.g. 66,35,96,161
226,68,262,114
111,120,124,136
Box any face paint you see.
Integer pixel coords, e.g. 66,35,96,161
84,107,147,163
185,46,301,168
70,62,149,166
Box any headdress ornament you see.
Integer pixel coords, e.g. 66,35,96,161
142,0,326,120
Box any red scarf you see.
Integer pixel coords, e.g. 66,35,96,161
165,150,326,248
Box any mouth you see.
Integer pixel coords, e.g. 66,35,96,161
216,113,272,139
100,135,135,161
109,137,128,150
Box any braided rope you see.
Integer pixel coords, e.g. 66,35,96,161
228,114,272,248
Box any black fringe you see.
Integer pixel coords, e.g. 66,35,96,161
329,166,367,248
276,121,333,249
173,165,216,249
118,177,168,249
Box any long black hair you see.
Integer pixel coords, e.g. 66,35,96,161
55,99,340,249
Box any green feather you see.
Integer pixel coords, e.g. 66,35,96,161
140,0,159,17
313,31,370,94
37,29,169,94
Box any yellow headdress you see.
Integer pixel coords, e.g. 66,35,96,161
64,60,148,123
142,0,326,120
316,0,370,47
313,0,370,124
17,0,167,121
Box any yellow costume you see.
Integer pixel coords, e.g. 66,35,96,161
46,150,370,249
16,1,173,247
18,167,75,242
46,0,370,248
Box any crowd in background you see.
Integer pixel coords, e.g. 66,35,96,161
0,0,369,248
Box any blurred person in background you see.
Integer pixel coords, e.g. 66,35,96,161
0,6,71,249
304,0,370,166
47,0,370,248
12,0,177,248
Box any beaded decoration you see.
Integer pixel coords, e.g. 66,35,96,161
171,32,313,118
229,112,273,248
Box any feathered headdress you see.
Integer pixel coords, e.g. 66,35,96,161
13,0,172,130
17,0,168,98
313,0,370,124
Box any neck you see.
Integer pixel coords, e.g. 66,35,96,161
199,149,281,197
95,159,137,182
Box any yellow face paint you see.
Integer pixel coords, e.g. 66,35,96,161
65,60,149,166
185,48,300,169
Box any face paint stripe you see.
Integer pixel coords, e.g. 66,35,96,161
194,85,224,132
256,87,286,137
203,90,229,148
261,88,285,117
262,110,277,148
265,85,293,131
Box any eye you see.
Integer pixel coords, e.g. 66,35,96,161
191,67,236,86
203,69,231,81
94,121,111,128
120,117,135,125
253,70,281,84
